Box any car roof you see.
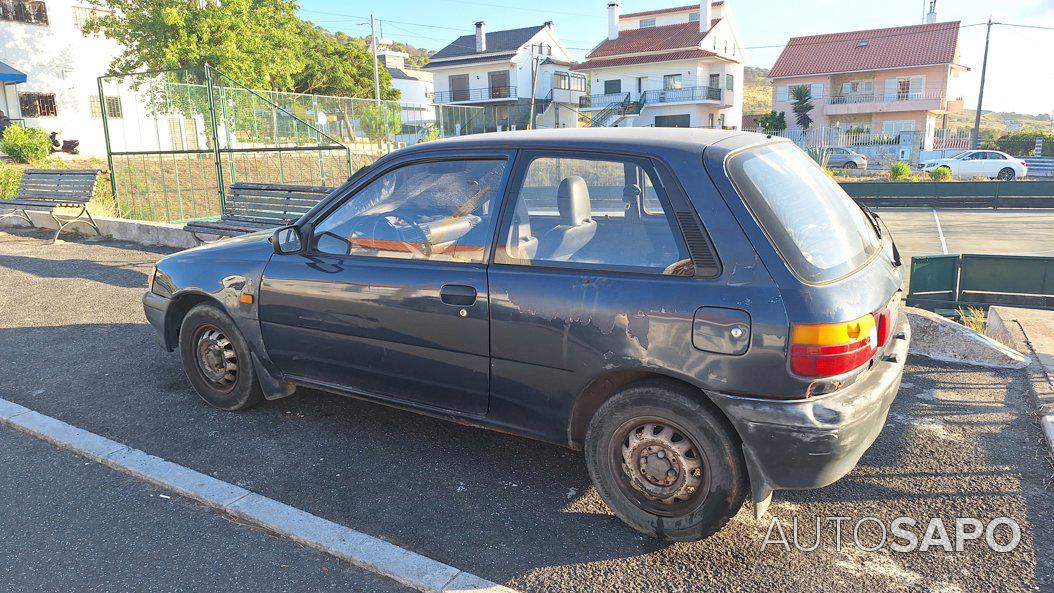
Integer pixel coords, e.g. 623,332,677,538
399,127,762,156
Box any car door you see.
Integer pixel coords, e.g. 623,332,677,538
485,150,724,442
982,151,1007,177
827,148,847,167
258,151,514,415
957,151,986,177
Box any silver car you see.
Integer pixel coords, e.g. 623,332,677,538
826,147,868,170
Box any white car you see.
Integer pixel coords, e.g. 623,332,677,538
919,150,1028,180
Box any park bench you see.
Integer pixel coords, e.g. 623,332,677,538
0,169,103,242
184,182,333,241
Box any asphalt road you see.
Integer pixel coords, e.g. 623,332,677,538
875,208,1054,264
0,427,412,593
0,227,1052,593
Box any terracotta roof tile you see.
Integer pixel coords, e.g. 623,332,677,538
586,20,720,59
768,21,961,78
571,49,726,71
621,2,723,19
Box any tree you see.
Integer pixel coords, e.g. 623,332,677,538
755,110,787,131
293,24,399,100
84,0,306,91
359,102,403,141
790,85,814,130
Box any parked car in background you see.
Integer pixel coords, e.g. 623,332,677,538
920,150,1028,180
143,129,908,542
826,147,868,170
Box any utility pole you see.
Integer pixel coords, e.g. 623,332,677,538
972,18,992,149
527,44,541,130
370,15,381,106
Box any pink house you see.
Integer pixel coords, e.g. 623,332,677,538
767,20,968,146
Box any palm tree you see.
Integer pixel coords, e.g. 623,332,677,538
790,85,814,130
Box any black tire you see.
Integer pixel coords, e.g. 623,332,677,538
843,161,857,170
997,167,1016,181
178,303,264,411
584,380,747,541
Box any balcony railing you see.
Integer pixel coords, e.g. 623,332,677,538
432,86,517,104
642,86,723,104
829,90,944,104
580,92,629,110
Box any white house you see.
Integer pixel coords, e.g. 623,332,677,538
572,1,744,129
378,45,433,106
0,0,122,155
423,21,585,131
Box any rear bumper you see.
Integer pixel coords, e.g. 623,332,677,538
143,291,174,351
709,312,910,494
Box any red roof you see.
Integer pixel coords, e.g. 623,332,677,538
621,2,723,19
572,49,725,71
768,21,961,78
586,20,720,59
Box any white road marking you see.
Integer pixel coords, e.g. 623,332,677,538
0,397,515,593
932,209,948,254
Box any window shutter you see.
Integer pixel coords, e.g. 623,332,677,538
810,83,823,98
883,79,898,100
841,82,852,94
775,85,788,101
909,76,924,97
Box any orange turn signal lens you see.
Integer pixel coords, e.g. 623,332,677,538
239,293,254,304
790,314,878,378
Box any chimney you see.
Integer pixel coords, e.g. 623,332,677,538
607,2,619,41
701,0,712,32
475,21,486,52
925,0,937,24
545,20,554,30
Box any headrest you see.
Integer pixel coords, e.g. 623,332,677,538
556,176,591,225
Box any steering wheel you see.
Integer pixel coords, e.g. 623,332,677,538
382,213,432,257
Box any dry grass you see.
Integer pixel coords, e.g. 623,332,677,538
957,306,988,333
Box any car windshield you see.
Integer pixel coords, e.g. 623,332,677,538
952,152,971,160
726,142,881,284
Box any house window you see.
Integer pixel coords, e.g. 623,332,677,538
726,73,734,91
708,73,720,89
708,113,714,128
553,72,585,92
603,79,622,95
688,12,700,22
449,74,469,102
881,120,916,134
655,114,690,128
1,1,48,25
718,114,726,128
663,74,682,90
89,95,123,119
775,85,789,101
840,80,874,95
19,92,57,117
809,83,824,99
488,70,510,99
639,18,656,27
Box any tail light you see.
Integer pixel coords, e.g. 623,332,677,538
790,313,878,378
875,307,891,347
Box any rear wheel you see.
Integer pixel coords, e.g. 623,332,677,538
584,381,747,541
997,167,1016,181
843,162,857,170
179,303,263,410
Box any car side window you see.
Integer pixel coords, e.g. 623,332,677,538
987,152,1005,160
311,159,507,263
494,155,693,276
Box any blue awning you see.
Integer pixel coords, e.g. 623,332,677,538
0,60,26,84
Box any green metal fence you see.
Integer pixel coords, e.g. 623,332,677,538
97,66,486,223
842,180,1054,208
907,254,1054,311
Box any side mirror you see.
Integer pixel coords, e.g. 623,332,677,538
271,225,303,255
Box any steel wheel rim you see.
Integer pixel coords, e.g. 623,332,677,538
192,324,238,393
610,417,710,516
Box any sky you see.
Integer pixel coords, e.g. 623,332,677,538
296,0,1054,116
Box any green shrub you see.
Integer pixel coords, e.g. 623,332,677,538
889,161,911,180
0,125,52,164
0,164,20,198
928,166,951,181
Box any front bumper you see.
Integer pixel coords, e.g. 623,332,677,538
143,291,174,351
709,313,910,494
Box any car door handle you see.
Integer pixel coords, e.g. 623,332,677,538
440,284,477,306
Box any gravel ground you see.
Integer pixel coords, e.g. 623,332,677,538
0,227,1051,593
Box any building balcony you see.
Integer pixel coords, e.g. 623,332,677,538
580,86,728,111
431,86,517,104
823,90,954,116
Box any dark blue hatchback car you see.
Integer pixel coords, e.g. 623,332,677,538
144,128,909,541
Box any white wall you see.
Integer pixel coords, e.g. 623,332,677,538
390,72,433,106
0,0,122,156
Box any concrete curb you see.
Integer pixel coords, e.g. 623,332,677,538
906,307,1030,369
985,306,1054,461
0,208,210,249
0,398,516,593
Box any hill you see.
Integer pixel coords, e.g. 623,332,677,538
742,66,771,115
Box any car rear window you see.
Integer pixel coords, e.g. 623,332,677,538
727,142,880,284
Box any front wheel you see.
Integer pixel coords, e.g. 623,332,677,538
178,303,264,410
584,381,747,541
997,167,1016,181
